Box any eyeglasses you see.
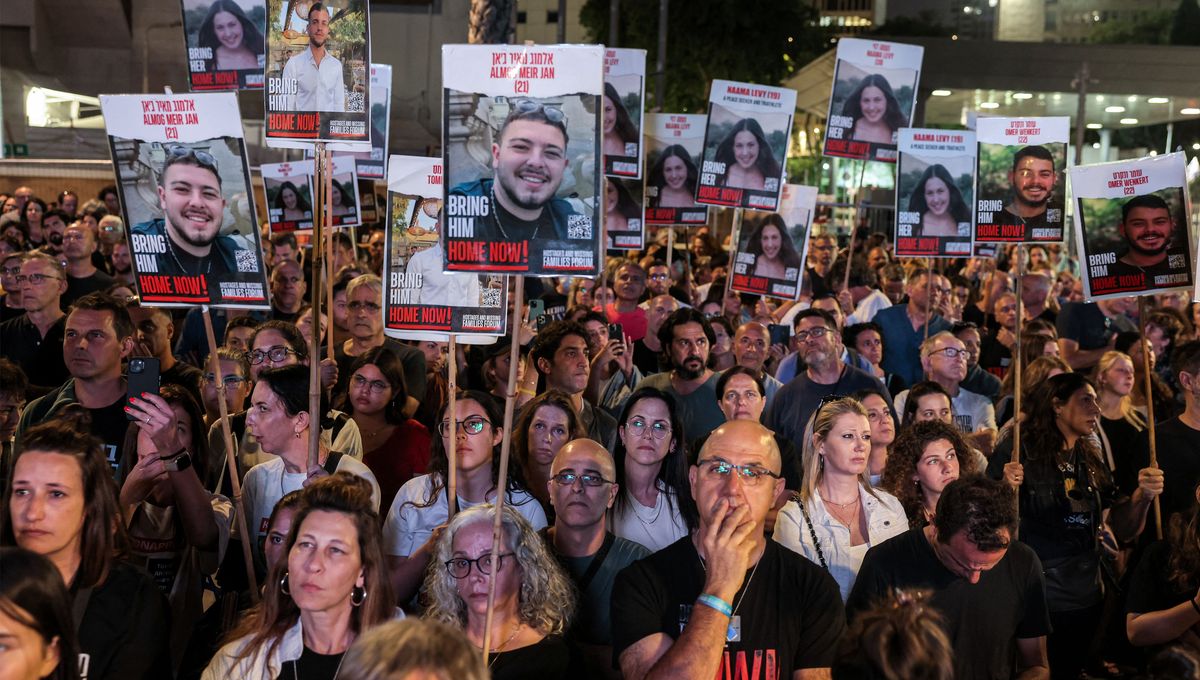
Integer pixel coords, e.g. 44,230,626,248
348,301,381,313
696,458,781,486
625,417,671,440
1,266,22,276
512,98,565,124
167,144,219,172
927,347,972,360
352,374,390,393
550,471,614,488
437,416,491,437
444,553,514,579
246,346,299,365
793,327,830,342
14,273,62,285
203,373,246,386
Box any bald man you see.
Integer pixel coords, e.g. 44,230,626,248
730,321,783,405
612,420,844,680
546,439,651,679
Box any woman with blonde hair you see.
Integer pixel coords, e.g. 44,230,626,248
773,397,907,600
1092,350,1146,494
423,503,574,680
204,474,396,679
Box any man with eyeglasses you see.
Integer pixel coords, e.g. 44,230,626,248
131,146,246,279
848,477,1051,679
765,309,888,450
634,308,727,438
0,252,70,392
0,358,28,492
127,302,204,407
873,267,951,387
613,420,844,680
894,331,997,456
641,261,674,300
530,320,617,448
280,2,346,112
199,346,250,428
61,222,114,308
543,439,650,679
333,274,426,417
805,232,837,298
448,100,583,248
605,260,649,343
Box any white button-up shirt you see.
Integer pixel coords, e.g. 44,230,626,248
280,47,346,112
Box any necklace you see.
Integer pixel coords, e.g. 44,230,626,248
818,492,860,509
698,551,761,617
164,231,213,277
483,622,522,668
291,643,346,680
489,184,513,241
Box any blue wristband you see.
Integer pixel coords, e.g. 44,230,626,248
696,594,733,617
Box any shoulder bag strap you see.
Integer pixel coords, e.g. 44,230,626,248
793,491,828,571
576,532,616,594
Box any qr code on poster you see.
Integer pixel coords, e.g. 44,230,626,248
567,215,592,240
480,287,501,308
346,91,365,112
235,249,259,273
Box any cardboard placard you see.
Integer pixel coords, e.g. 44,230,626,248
696,80,796,211
730,184,818,300
895,128,976,258
822,38,923,163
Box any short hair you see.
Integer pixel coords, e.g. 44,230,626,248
1011,144,1054,171
530,319,590,375
578,309,608,327
331,230,354,251
270,232,298,250
792,307,836,332
833,589,954,680
950,321,979,337
43,208,72,227
21,250,66,278
252,320,308,360
919,331,959,357
879,262,906,283
1121,194,1171,223
161,146,221,188
68,292,134,340
340,619,488,680
715,365,764,400
224,314,259,338
256,364,327,419
831,256,877,289
497,99,570,148
308,2,329,19
346,273,383,300
844,321,885,352
932,477,1016,553
0,358,28,401
657,307,716,352
1173,340,1200,379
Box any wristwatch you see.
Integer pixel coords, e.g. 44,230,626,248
161,449,192,472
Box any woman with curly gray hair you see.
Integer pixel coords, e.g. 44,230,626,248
423,503,574,680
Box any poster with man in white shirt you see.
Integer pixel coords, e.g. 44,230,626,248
265,0,369,147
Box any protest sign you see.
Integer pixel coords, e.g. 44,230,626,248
603,48,646,179
442,44,603,277
895,128,976,258
696,80,795,211
181,0,266,91
823,38,923,163
101,92,269,308
731,184,817,300
262,159,314,232
340,63,391,179
264,0,370,147
644,113,710,226
1070,152,1195,300
975,116,1068,243
606,177,645,250
384,155,507,342
328,155,362,227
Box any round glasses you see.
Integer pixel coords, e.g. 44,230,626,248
246,346,299,365
625,417,671,441
444,553,514,579
437,416,491,437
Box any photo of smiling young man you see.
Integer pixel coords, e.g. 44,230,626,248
280,2,344,112
1107,195,1179,280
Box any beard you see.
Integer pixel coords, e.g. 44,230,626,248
674,355,705,380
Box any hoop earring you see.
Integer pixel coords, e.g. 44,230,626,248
279,572,290,595
351,585,366,606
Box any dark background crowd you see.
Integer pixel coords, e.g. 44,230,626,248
2,182,1200,680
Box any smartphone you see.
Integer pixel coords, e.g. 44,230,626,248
608,322,624,340
768,324,791,347
126,357,161,420
536,314,551,331
527,299,545,325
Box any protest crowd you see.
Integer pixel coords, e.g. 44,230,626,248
4,178,1200,680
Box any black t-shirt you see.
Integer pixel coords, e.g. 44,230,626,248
1056,302,1113,355
1098,415,1146,497
987,438,1123,564
90,397,132,473
0,313,68,392
63,270,115,308
847,528,1051,680
611,537,845,675
632,338,665,377
490,635,571,680
1133,417,1200,518
1126,540,1194,616
74,560,171,680
764,365,889,450
277,647,345,680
